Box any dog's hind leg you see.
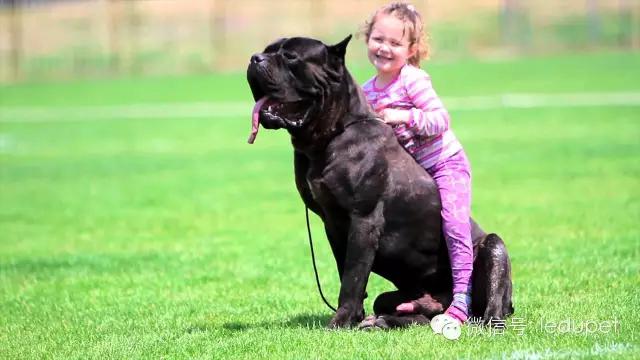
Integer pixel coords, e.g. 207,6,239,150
372,290,412,315
359,291,445,329
374,290,447,316
471,233,514,323
364,314,430,329
360,291,456,329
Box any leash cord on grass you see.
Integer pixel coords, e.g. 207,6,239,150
306,206,337,313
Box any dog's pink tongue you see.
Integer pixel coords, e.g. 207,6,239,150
248,96,268,144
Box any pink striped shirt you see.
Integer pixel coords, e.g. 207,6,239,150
362,64,462,170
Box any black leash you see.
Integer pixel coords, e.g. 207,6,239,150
305,206,337,312
304,116,381,313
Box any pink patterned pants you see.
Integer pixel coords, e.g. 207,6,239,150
426,150,473,295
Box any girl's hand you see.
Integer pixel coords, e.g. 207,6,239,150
380,108,410,125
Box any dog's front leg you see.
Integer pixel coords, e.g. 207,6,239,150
328,211,381,329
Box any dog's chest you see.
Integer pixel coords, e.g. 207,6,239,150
306,176,327,202
305,167,338,206
302,151,353,210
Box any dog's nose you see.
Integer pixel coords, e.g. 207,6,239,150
251,54,266,64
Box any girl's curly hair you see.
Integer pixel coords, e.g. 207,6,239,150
360,2,430,67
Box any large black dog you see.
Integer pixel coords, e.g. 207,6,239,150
247,35,513,329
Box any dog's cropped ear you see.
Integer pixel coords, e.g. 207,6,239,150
328,35,352,61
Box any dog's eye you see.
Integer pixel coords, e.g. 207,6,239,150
282,52,298,61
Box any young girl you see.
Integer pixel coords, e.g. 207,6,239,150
361,2,473,326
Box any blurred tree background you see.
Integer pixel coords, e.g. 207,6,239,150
1,0,638,83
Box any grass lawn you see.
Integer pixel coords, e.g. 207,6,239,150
1,52,639,359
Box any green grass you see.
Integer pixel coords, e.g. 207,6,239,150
1,52,639,359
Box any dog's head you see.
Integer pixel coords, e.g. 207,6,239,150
247,35,352,143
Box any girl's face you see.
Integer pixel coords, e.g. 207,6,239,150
367,14,416,77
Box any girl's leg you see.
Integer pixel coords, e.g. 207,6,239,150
394,151,474,322
429,150,474,322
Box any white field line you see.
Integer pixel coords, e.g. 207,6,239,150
499,342,636,360
1,92,639,122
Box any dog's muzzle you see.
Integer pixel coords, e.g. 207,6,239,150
247,96,312,143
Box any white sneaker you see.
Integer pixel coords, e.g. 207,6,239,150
430,314,462,340
442,320,462,340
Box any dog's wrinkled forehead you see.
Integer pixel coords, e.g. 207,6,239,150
262,37,328,63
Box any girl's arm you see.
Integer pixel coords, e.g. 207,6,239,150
404,73,451,136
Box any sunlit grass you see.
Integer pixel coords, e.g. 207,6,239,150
1,52,639,359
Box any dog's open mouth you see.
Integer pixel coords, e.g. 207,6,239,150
248,96,311,143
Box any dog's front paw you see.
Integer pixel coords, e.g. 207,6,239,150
357,315,391,330
327,307,364,329
357,315,378,330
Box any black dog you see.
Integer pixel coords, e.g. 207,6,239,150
247,35,513,329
